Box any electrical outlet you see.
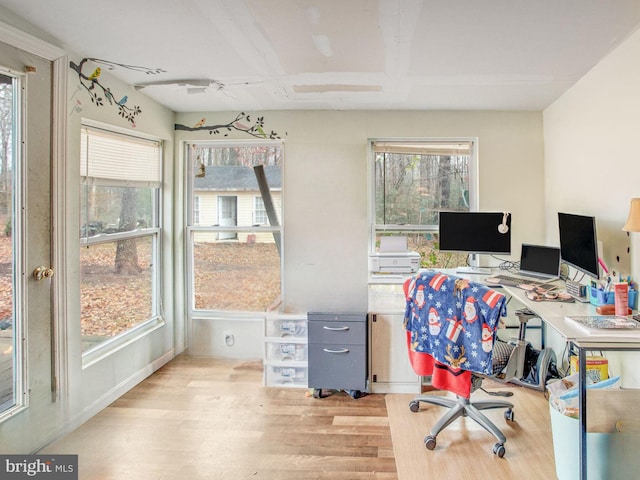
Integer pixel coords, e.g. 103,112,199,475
223,331,234,347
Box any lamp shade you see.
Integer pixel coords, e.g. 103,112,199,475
623,198,640,232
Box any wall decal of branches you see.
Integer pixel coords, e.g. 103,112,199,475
175,112,282,139
69,58,165,126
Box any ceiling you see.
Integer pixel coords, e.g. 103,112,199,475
1,0,640,113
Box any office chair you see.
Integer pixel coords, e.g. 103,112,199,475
403,272,516,457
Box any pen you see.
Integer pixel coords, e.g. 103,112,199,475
598,257,609,275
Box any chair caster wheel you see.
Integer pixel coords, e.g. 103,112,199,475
493,443,506,458
346,389,362,399
409,400,420,412
504,409,515,421
424,435,436,450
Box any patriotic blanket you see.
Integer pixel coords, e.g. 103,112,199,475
404,271,507,397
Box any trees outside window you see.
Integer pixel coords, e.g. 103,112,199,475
0,74,16,414
370,140,476,269
80,125,162,352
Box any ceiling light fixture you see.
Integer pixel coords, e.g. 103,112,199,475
133,79,221,91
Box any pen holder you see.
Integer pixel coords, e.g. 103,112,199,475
589,287,637,309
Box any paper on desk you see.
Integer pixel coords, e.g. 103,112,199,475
379,236,408,252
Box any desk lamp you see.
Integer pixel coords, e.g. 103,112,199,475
623,198,640,293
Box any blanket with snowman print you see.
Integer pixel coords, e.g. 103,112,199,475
404,271,507,397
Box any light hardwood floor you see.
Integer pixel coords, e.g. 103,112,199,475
40,355,554,479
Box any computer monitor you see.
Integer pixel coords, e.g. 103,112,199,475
439,211,511,267
519,244,561,279
557,212,600,280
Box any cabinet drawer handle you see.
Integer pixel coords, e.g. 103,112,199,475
322,326,350,331
323,348,349,354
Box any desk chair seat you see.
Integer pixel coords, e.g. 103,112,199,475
403,272,516,457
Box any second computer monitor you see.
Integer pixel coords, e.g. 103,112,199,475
558,212,600,280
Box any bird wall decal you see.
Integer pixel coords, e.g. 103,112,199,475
70,57,164,127
88,67,101,80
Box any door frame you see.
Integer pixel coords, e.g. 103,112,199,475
0,21,67,403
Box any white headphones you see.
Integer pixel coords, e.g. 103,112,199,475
498,212,510,234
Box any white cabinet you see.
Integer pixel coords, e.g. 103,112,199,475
263,313,308,388
369,313,420,393
368,281,420,393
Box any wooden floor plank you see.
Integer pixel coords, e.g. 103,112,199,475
41,355,397,479
39,354,556,479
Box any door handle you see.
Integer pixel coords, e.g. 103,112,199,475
33,266,54,280
322,325,350,331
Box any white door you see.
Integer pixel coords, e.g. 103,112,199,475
217,195,237,240
0,33,64,452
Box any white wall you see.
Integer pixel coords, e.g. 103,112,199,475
176,110,544,356
543,27,640,385
65,59,178,422
0,6,179,451
544,27,640,278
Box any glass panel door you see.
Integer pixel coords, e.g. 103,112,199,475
0,73,14,413
0,39,53,425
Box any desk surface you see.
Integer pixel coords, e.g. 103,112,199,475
369,269,640,348
457,271,640,348
499,283,640,348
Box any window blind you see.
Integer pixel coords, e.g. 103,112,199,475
373,141,472,156
81,126,161,187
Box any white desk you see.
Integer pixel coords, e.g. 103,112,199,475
370,269,640,479
499,282,640,480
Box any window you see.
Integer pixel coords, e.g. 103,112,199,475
370,139,476,268
254,196,267,225
187,142,282,313
0,74,18,415
193,196,200,225
80,124,163,353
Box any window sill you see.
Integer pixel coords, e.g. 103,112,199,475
82,316,165,369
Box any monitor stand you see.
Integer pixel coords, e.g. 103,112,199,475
455,266,492,275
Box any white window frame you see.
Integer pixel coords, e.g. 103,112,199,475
185,139,284,316
80,120,164,366
368,137,479,259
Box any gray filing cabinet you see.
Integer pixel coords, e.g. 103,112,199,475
307,312,368,397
